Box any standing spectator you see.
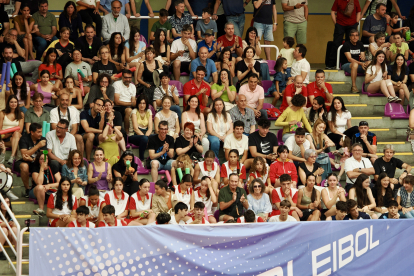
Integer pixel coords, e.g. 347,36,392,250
403,6,414,53
281,0,308,45
252,0,277,61
32,0,58,60
170,24,197,81
228,94,256,135
196,8,217,39
291,44,310,85
239,73,267,119
65,49,93,95
326,0,362,69
76,0,102,38
247,119,278,167
344,143,375,192
361,0,405,19
216,22,243,58
169,0,194,38
236,46,261,90
307,70,333,109
113,69,136,134
149,9,172,42
102,0,130,44
213,0,245,38
183,66,211,116
88,73,115,105
361,3,391,44
75,25,103,66
223,121,249,163
13,4,35,61
218,173,248,221
128,0,155,31
190,46,218,84
59,1,84,42
91,46,118,83
13,0,40,16
24,93,49,133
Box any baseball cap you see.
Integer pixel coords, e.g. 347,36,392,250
204,29,214,36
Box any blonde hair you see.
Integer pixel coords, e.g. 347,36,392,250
312,119,326,150
176,154,192,169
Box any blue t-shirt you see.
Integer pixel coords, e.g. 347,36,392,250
222,0,244,16
343,212,371,220
79,109,102,134
196,20,218,37
124,41,146,56
100,0,129,15
189,57,217,82
362,15,387,36
187,0,211,16
387,64,410,82
197,40,217,60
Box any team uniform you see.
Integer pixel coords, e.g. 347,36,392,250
104,190,129,217
237,216,265,223
168,214,193,225
128,192,153,222
98,219,128,227
194,190,214,216
270,187,298,217
80,196,105,222
195,161,219,190
220,161,247,188
173,185,193,210
249,163,270,185
68,221,96,228
47,193,78,227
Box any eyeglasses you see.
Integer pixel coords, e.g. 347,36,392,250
253,185,261,188
159,128,168,131
56,125,68,130
352,149,363,152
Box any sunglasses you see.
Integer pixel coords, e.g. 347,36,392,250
253,185,261,188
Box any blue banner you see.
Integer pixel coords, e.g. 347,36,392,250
29,220,414,276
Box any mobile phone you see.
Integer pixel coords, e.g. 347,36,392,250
301,1,306,4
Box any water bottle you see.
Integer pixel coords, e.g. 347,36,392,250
407,29,411,42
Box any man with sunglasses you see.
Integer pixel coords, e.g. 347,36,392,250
344,143,375,192
351,121,378,163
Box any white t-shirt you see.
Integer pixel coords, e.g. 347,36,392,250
223,133,249,156
327,110,352,134
397,189,413,208
168,214,192,224
113,80,136,105
50,106,80,132
284,135,310,157
280,48,295,67
291,58,311,84
170,38,197,62
366,65,384,84
46,130,77,160
207,113,232,137
344,156,373,183
268,215,297,222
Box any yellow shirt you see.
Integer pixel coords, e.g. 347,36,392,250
275,107,313,135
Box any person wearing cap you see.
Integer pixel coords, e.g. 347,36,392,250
153,72,182,123
189,46,218,85
344,143,375,192
197,29,219,61
351,121,378,163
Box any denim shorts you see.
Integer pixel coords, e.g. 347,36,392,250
150,159,174,171
341,63,365,74
253,22,274,42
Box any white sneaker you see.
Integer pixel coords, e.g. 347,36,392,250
6,190,19,200
33,208,45,216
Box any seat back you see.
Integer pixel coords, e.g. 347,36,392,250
267,60,276,75
148,105,156,120
149,182,155,194
384,102,409,119
261,80,273,94
277,129,284,145
169,80,184,96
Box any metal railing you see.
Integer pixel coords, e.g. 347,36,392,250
261,45,280,61
17,227,29,276
336,44,369,70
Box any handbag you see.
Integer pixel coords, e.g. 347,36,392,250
267,107,281,118
342,0,354,17
136,83,156,103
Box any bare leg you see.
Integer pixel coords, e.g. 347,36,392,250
173,60,181,81
264,40,271,60
124,108,132,134
291,211,300,221
83,133,95,161
128,220,144,226
350,62,359,88
23,37,29,61
150,161,159,182
33,185,46,209
11,132,21,157
309,210,321,221
20,163,30,190
28,34,35,60
271,91,281,107
75,134,84,160
0,228,9,251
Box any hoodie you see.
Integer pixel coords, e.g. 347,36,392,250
269,158,298,184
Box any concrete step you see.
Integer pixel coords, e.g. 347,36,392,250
0,260,28,275
4,245,29,259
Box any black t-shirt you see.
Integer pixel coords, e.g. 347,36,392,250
340,40,365,66
75,36,103,60
351,132,377,154
148,134,175,165
174,135,202,158
236,60,261,83
373,157,404,179
16,0,39,15
112,161,138,185
371,186,394,208
18,134,47,161
31,165,59,189
343,212,371,220
387,65,409,82
0,43,25,62
92,60,118,76
253,0,275,25
103,111,123,130
248,131,278,163
79,109,102,134
0,58,23,74
298,162,321,186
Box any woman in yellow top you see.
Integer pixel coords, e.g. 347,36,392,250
98,112,123,166
275,94,312,142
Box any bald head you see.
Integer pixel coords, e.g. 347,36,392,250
198,47,208,61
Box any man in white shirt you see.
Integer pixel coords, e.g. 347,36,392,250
170,24,197,81
223,120,249,164
344,143,375,192
284,127,310,163
113,69,136,134
101,0,130,44
46,119,77,172
50,92,83,154
290,44,310,85
268,200,298,222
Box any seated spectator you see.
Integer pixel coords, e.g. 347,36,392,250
236,47,261,90
239,73,266,119
65,49,93,95
24,93,49,133
224,121,248,163
190,47,218,85
0,96,24,164
61,150,88,199
68,206,96,228
247,178,272,221
388,32,409,62
13,4,35,61
43,28,74,73
221,149,247,188
397,175,414,218
284,127,310,163
98,113,123,166
211,69,237,110
217,22,243,59
128,179,156,226
98,204,127,227
99,0,135,16
128,94,153,161
112,152,139,196
15,123,47,198
291,44,311,85
170,24,197,81
92,46,118,84
228,95,256,136
154,96,180,140
148,121,175,182
191,202,210,224
171,154,195,187
169,0,194,39
198,29,218,61
269,145,298,188
32,0,58,60
325,201,348,221
184,66,212,116
88,73,115,105
367,32,390,61
344,143,375,192
174,123,203,160
237,209,265,223
270,174,301,221
404,7,414,52
196,8,217,39
152,179,173,215
279,75,307,113
169,202,193,224
305,96,328,129
5,72,30,114
30,152,61,215
46,119,77,172
388,54,410,105
171,174,194,211
267,57,291,107
361,3,391,44
242,27,261,60
343,199,371,220
102,0,130,44
248,156,271,188
125,28,146,72
309,119,335,179
13,0,39,20
59,1,83,42
149,9,172,42
275,94,312,142
372,173,395,217
268,200,298,222
136,48,162,100
151,29,171,73
351,121,378,163
113,69,136,133
108,32,126,72
181,95,210,154
30,70,59,110
348,174,378,219
57,77,83,110
76,0,102,38
327,96,354,148
75,24,103,66
298,149,324,187
307,70,333,109
378,199,400,219
215,47,236,79
218,173,248,221
153,73,181,119
340,29,370,93
321,173,346,218
103,177,128,218
46,177,77,227
87,149,111,195
297,174,321,221
193,150,220,192
247,119,278,167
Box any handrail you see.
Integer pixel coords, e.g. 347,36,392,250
17,227,28,276
7,14,199,19
336,44,369,70
0,192,21,274
359,17,402,31
260,45,279,62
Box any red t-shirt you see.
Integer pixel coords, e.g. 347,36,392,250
331,0,361,27
183,79,211,111
306,81,333,109
217,35,243,52
280,83,308,112
37,63,62,82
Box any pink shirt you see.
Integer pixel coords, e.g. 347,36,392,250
238,83,264,109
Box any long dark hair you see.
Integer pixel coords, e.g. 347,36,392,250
109,32,125,58
305,173,317,202
309,96,327,125
136,93,149,110
153,28,168,57
391,53,407,80
11,72,28,102
228,149,240,175
375,172,394,207
43,47,59,73
138,178,150,190
185,95,201,118
275,57,286,73
211,98,228,123
329,96,348,127
216,69,232,86
129,28,141,57
217,46,233,65
0,193,13,222
369,50,386,74
62,1,77,19
55,177,74,211
3,95,23,121
113,151,136,175
353,174,370,208
244,26,258,46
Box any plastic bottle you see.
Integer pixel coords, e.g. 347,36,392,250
407,29,411,42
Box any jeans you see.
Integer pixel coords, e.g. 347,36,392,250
19,60,42,83
207,134,223,159
78,9,102,37
226,14,245,38
327,23,358,67
399,210,414,218
128,134,149,160
253,22,274,41
33,36,58,60
260,63,270,80
341,63,365,74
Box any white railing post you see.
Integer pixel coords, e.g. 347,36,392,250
336,44,343,70
16,227,28,276
260,45,279,61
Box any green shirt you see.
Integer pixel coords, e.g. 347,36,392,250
33,11,57,35
218,185,247,218
24,107,50,125
151,20,172,34
211,83,236,103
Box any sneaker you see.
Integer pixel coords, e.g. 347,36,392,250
350,86,360,93
24,189,30,198
33,208,45,217
6,190,19,200
393,97,402,103
6,156,14,165
334,164,341,169
388,96,394,103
